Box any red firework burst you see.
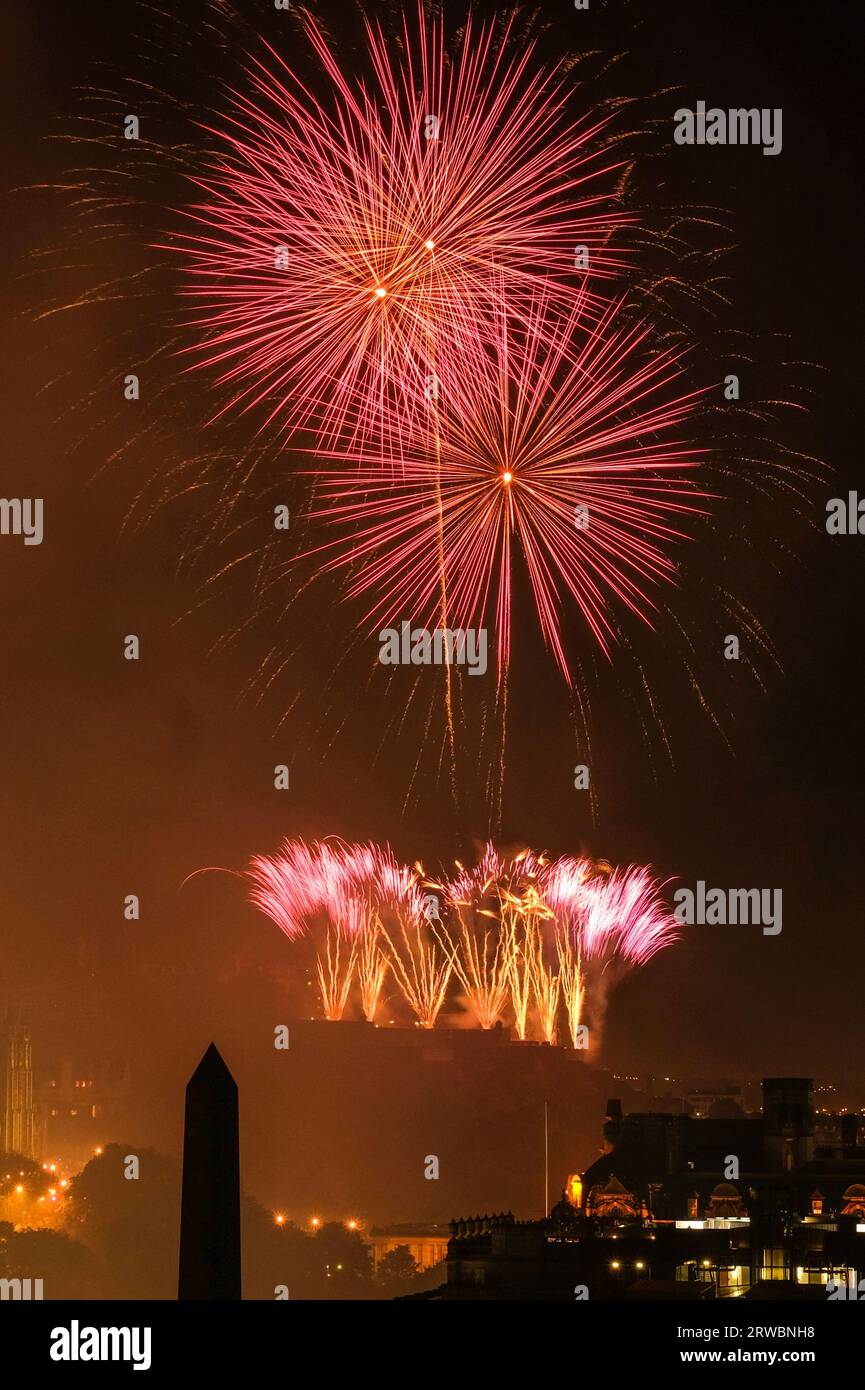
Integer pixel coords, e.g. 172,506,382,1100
308,287,708,681
176,4,627,446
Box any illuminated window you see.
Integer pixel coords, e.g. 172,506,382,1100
760,1248,787,1281
566,1174,583,1208
718,1266,748,1294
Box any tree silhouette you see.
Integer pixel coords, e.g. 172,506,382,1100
68,1143,179,1298
377,1244,419,1290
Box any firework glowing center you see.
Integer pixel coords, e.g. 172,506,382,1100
247,839,678,1045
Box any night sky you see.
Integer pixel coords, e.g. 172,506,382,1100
2,0,863,1179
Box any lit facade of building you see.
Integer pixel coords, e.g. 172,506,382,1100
366,1224,449,1271
1,1019,40,1160
41,1058,131,1170
444,1078,865,1299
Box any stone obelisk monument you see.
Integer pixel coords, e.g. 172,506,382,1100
178,1043,241,1299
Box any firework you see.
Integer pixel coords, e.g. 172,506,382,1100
310,287,706,682
585,864,679,965
248,839,356,1018
178,5,626,447
436,899,509,1030
542,856,678,968
501,907,533,1042
315,923,357,1022
247,838,333,940
448,844,548,903
528,928,560,1046
43,1,819,833
378,914,453,1029
554,923,586,1049
248,837,411,1021
349,900,389,1024
248,839,678,1037
342,846,448,1026
447,846,551,1038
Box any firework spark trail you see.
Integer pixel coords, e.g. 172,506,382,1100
378,915,453,1029
528,928,560,1045
502,906,533,1041
499,888,556,1043
554,923,586,1048
308,286,708,685
435,902,510,1029
447,845,552,1037
501,884,556,1037
348,899,389,1023
341,843,432,1023
177,4,628,449
316,923,357,1021
426,305,460,813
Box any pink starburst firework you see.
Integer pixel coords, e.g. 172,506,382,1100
310,289,707,680
177,5,627,446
